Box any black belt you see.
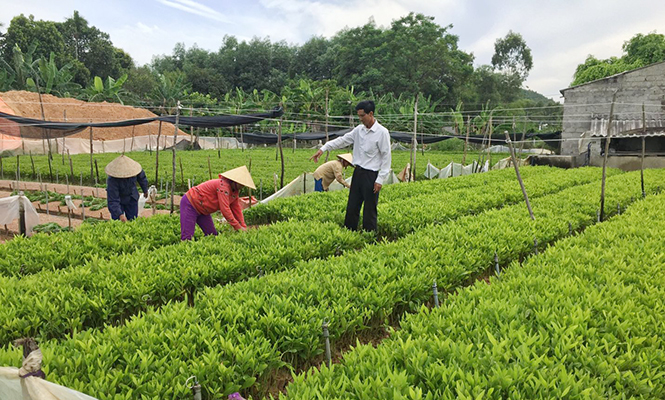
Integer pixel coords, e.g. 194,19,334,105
355,166,378,173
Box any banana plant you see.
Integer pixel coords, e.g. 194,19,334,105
26,52,81,97
81,74,129,104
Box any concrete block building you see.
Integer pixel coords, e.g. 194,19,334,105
559,61,665,170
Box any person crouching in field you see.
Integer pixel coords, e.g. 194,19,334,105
313,153,353,192
180,165,256,240
105,155,149,222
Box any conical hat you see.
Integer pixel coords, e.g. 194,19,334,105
105,155,142,178
220,165,256,189
336,153,354,166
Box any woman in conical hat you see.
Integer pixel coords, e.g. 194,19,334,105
313,153,353,192
105,155,149,221
180,165,256,240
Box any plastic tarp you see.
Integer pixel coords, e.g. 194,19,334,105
492,156,533,170
461,161,478,175
0,108,283,139
391,142,409,151
0,195,39,235
260,169,399,203
423,162,440,179
2,135,245,156
0,367,97,400
437,162,464,179
261,173,348,203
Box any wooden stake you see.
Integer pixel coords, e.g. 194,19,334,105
94,159,100,185
641,103,646,198
155,120,163,184
410,94,419,182
171,101,181,214
518,116,527,158
30,151,35,178
278,106,285,188
486,112,494,167
130,125,136,152
505,130,535,220
68,150,74,178
599,91,618,222
89,125,94,184
324,88,330,162
179,156,184,186
462,116,470,165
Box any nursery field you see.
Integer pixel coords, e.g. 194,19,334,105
0,148,510,196
1,166,664,400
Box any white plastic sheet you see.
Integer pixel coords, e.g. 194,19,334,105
423,162,440,179
0,195,40,235
64,195,77,211
0,367,98,400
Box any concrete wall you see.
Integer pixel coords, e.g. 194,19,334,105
561,62,665,156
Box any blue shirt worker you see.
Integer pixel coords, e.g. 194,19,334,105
105,155,149,221
313,153,353,192
310,100,391,232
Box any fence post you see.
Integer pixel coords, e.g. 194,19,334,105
322,319,332,368
18,191,26,236
494,251,500,276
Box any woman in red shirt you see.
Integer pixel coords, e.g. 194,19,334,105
180,165,256,240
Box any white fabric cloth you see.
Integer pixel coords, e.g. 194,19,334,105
0,195,40,235
0,366,98,400
320,120,392,185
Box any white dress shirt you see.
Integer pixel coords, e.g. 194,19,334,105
320,120,392,185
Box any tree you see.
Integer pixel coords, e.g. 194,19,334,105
572,32,665,86
58,11,133,85
491,30,533,82
1,15,64,66
622,32,665,65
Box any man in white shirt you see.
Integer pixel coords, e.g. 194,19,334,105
310,100,392,232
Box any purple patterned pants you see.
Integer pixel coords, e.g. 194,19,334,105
180,195,218,241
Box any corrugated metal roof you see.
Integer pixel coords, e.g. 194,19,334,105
587,118,665,138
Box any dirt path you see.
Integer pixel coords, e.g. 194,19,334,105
0,183,176,241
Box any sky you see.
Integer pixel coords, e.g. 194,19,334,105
1,0,664,102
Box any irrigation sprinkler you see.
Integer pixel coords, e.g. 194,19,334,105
432,280,440,307
322,319,332,368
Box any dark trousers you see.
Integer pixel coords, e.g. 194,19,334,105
111,199,138,221
345,167,379,232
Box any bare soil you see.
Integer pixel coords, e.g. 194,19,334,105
0,90,188,140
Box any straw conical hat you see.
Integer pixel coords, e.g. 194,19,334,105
336,153,354,166
105,155,143,178
220,165,256,189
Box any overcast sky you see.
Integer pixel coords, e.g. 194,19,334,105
2,0,664,102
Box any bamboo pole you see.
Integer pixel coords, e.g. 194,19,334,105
68,150,74,178
518,115,527,158
324,88,330,162
505,130,535,220
30,151,35,178
89,125,94,184
410,94,419,182
155,120,163,184
462,116,470,165
486,112,494,167
179,157,184,186
599,91,617,222
278,106,285,188
171,101,181,214
641,103,646,198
